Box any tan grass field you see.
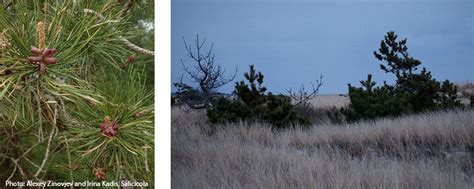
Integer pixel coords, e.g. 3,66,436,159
172,96,474,188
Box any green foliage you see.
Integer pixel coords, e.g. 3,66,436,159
344,31,461,122
343,75,409,121
67,67,154,181
261,93,308,127
438,79,460,109
207,65,308,129
0,1,153,184
207,97,254,124
235,65,267,108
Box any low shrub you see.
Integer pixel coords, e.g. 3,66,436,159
207,65,308,129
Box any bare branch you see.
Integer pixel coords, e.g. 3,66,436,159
179,35,237,94
6,163,17,181
287,74,324,106
174,35,238,109
0,154,28,180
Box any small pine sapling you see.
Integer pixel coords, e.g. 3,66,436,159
207,65,308,129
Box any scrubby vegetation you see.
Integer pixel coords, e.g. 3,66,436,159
199,31,467,128
343,31,461,122
172,31,473,188
207,65,309,129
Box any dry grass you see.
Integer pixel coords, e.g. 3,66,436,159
172,107,474,189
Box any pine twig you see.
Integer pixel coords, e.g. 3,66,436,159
0,154,28,180
118,0,134,18
33,126,56,178
143,145,150,173
6,164,17,181
63,134,75,184
120,36,154,56
83,8,154,56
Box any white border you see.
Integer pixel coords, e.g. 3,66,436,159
155,0,171,188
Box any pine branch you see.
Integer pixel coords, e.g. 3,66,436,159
0,154,28,180
62,134,75,183
33,126,56,178
83,8,154,56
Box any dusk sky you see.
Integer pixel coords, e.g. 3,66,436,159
172,0,473,94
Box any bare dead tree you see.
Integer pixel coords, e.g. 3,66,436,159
287,74,324,107
180,35,236,94
174,35,237,109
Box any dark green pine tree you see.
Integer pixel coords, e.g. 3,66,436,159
374,31,460,112
343,74,409,121
344,31,461,122
235,65,267,108
439,80,461,109
374,31,421,78
207,65,308,129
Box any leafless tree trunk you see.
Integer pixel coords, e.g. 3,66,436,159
174,35,237,109
180,35,236,94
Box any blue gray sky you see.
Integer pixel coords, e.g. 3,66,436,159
172,0,473,94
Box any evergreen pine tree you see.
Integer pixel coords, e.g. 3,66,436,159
344,31,461,121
